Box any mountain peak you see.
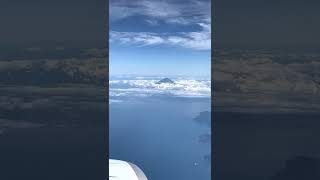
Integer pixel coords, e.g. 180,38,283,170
156,78,175,84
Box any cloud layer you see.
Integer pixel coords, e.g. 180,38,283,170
109,0,210,23
109,78,211,102
109,0,211,50
110,23,211,50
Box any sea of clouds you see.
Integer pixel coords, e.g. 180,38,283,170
109,78,211,103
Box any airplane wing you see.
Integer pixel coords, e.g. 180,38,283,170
109,159,148,180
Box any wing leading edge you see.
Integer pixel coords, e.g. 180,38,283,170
109,159,148,180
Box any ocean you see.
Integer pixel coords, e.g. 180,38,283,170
109,76,211,180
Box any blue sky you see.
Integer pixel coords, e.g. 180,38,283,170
109,0,211,77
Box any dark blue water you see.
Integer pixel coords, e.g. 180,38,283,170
109,98,211,180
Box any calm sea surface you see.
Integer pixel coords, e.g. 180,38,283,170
110,97,211,180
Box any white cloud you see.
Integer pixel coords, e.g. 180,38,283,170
109,0,211,50
109,0,180,21
109,79,211,98
110,22,211,50
145,19,159,26
109,0,211,25
137,0,181,18
167,23,211,50
109,99,123,104
110,31,165,46
166,17,191,25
